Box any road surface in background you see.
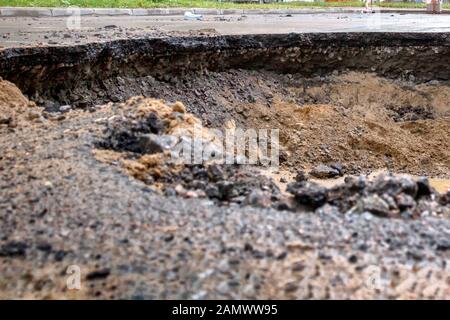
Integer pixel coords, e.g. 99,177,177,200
1,13,450,48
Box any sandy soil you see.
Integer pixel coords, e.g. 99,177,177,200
240,72,450,178
0,77,38,127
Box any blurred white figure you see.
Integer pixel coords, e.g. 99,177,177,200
365,2,382,30
365,0,372,12
184,11,203,21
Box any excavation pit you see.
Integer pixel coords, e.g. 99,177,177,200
1,32,450,299
1,33,449,217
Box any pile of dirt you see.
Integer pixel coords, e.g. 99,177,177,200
241,72,450,178
95,97,283,207
0,78,39,128
92,95,449,218
98,97,222,152
300,72,450,121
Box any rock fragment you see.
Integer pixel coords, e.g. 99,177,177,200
310,164,340,179
360,194,391,217
287,181,328,208
244,190,271,208
0,241,27,257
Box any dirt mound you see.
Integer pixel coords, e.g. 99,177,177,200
287,173,449,219
240,72,450,178
85,70,449,178
304,72,450,121
0,78,29,107
0,78,39,128
95,97,283,207
92,95,449,217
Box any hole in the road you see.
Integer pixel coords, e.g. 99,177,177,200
1,34,449,218
88,71,450,218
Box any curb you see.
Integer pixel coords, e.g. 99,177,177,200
0,7,53,17
0,6,449,17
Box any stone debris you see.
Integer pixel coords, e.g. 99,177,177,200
287,173,449,218
309,164,341,179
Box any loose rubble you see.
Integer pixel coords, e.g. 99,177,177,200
0,61,449,299
96,97,283,207
93,96,449,218
287,173,449,218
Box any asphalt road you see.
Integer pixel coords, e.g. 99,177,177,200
1,13,450,47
